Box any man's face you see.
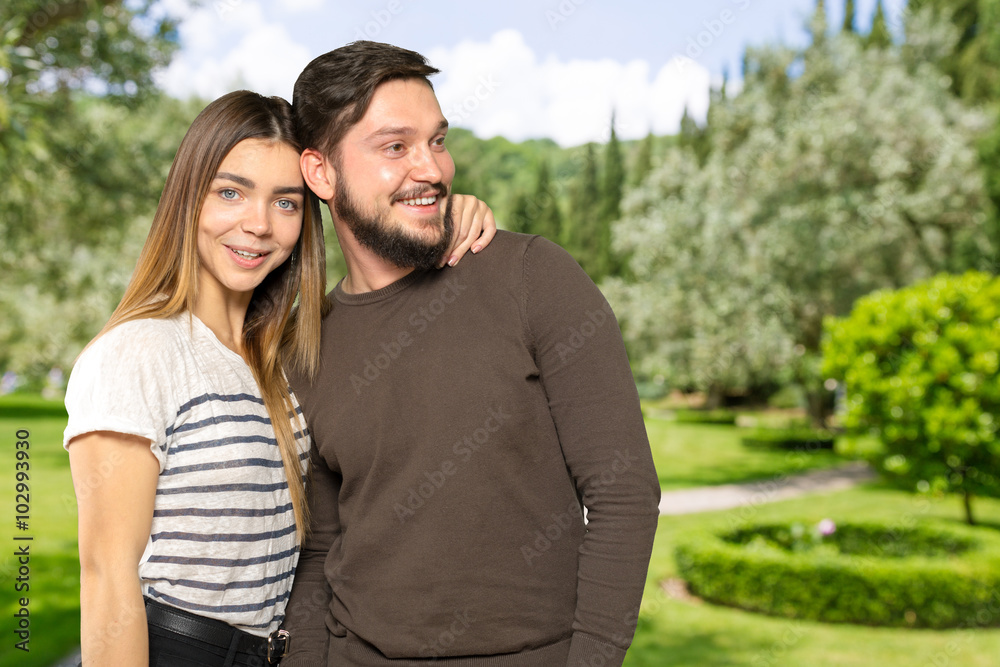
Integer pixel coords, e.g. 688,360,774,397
332,78,457,269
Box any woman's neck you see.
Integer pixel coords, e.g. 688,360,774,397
191,286,252,356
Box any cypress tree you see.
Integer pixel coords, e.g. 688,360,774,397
532,161,563,243
810,0,828,45
599,114,625,278
866,0,892,49
679,106,711,166
508,191,532,234
569,143,603,276
842,0,856,33
630,132,655,188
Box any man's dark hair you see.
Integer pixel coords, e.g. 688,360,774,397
293,41,439,160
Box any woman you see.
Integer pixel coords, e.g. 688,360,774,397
63,90,494,666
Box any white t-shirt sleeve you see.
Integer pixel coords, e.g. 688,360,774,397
63,320,181,470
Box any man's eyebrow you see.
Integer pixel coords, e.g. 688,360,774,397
215,172,255,189
365,120,450,142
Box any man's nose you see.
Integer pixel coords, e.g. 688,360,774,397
408,145,445,184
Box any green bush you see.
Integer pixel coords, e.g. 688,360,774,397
673,408,737,425
675,520,1000,628
822,272,1000,524
741,427,836,450
766,383,807,410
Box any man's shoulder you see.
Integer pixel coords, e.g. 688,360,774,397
462,230,576,270
479,229,535,257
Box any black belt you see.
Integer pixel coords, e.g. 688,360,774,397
144,597,289,666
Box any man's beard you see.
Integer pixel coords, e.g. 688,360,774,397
334,179,453,270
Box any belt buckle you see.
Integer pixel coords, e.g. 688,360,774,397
267,629,290,664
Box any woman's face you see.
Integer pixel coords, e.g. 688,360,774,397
196,138,305,304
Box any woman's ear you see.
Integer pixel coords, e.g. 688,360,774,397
300,148,336,201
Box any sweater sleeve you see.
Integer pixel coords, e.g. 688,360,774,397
281,444,341,665
521,236,660,666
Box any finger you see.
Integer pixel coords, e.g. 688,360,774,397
448,199,496,266
440,195,477,268
471,208,496,254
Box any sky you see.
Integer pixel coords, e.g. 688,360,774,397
153,0,907,147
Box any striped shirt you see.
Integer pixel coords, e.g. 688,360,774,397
64,314,310,636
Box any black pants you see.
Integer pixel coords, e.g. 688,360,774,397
146,605,273,667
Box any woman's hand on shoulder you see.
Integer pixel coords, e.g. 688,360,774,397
441,195,497,268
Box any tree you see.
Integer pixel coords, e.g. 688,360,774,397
809,0,829,46
629,132,656,189
843,0,857,33
866,0,893,49
530,161,563,243
0,95,195,383
507,191,533,235
0,1,180,384
906,0,996,102
567,143,603,274
823,272,1000,525
448,130,565,233
678,106,712,167
605,16,993,421
600,114,624,226
904,0,1000,270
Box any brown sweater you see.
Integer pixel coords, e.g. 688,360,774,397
282,232,660,666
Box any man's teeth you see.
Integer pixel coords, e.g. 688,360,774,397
232,249,263,259
400,196,437,206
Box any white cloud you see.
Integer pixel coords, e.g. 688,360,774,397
277,0,324,12
153,1,311,101
155,21,711,146
428,29,711,146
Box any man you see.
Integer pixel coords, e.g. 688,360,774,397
283,41,660,667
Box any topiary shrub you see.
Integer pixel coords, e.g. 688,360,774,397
822,272,1000,525
675,519,1000,628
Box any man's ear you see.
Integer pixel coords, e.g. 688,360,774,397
300,148,336,201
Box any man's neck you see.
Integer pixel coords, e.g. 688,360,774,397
334,219,416,294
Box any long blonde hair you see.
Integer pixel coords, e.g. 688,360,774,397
95,91,326,543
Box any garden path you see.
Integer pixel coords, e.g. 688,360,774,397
658,461,876,515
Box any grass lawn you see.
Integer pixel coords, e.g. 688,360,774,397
1,394,998,666
643,410,872,490
0,395,78,667
627,483,1000,666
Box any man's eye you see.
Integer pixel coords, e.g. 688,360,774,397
388,143,404,153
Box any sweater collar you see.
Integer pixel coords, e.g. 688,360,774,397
331,268,429,306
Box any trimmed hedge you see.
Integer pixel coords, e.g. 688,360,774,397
740,427,836,451
675,520,1000,628
673,408,737,425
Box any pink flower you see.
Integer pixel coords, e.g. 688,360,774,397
818,518,836,536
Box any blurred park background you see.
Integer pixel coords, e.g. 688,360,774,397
2,0,1000,665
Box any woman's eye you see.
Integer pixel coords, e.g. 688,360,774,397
220,188,238,200
277,199,299,211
